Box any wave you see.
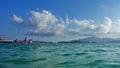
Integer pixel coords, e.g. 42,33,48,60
5,58,47,64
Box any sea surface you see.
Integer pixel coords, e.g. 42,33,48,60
0,43,120,68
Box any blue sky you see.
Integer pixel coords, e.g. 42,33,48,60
1,0,120,42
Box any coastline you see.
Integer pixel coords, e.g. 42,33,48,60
0,40,13,43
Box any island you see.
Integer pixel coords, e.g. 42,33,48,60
59,37,120,43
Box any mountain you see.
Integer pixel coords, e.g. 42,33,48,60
59,37,120,43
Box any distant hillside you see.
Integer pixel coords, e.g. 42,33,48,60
59,37,120,43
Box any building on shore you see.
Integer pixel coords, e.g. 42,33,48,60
0,35,4,41
0,35,13,43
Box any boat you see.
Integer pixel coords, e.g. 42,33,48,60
27,39,32,43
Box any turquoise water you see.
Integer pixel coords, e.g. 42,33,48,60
0,43,120,68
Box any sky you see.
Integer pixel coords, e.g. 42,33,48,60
1,0,120,42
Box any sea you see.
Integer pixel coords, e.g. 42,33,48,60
0,43,120,68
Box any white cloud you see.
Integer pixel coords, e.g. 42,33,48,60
100,17,112,33
118,19,120,22
64,17,112,38
94,17,112,36
110,19,120,34
28,10,65,36
12,10,113,40
12,14,23,23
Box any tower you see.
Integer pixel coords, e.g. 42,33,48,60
24,37,27,43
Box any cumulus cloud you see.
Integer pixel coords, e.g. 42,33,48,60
12,14,23,23
99,17,112,33
64,17,112,38
12,10,112,38
27,10,65,36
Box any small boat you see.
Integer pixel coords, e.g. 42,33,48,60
28,39,32,43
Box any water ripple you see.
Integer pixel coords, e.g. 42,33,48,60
54,61,78,67
1,43,120,68
74,53,88,56
5,58,47,64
